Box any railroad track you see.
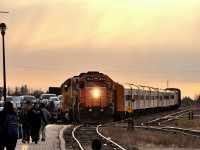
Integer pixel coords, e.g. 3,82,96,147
72,124,126,150
139,108,200,138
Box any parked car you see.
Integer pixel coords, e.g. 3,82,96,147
0,106,3,111
0,96,21,108
12,96,21,109
1,96,12,102
58,95,62,101
47,96,61,121
20,95,37,105
39,94,56,105
0,96,21,115
0,99,4,107
47,96,59,105
0,96,8,111
0,101,3,107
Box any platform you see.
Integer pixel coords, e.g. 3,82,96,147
15,124,66,150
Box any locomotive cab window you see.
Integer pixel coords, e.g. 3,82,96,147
96,82,105,87
86,81,105,87
106,82,112,90
79,81,85,89
87,81,95,87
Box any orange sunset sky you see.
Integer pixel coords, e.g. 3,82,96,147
1,0,200,99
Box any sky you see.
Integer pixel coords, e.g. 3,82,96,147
1,0,200,98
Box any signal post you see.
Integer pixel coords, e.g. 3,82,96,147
127,105,134,130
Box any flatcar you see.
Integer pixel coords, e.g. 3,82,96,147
60,71,181,123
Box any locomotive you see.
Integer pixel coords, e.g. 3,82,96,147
60,71,181,123
61,71,114,123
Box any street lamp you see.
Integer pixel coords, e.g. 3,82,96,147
0,23,7,102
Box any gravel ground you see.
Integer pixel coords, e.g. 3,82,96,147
99,126,200,149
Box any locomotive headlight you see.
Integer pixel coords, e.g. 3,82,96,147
93,89,99,98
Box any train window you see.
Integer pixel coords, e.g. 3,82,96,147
87,81,95,87
140,95,144,100
126,95,131,101
170,95,174,99
79,81,85,89
164,95,169,99
160,96,162,100
146,96,150,100
106,82,112,89
133,95,138,100
96,82,105,87
86,81,105,87
152,96,154,100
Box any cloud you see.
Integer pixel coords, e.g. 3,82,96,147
1,0,200,97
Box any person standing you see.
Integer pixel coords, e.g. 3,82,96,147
28,101,47,144
49,99,55,123
40,102,51,141
20,100,32,143
0,101,18,150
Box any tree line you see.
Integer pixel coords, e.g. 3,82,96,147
182,95,200,107
6,85,46,98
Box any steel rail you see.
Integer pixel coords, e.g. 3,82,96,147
96,124,126,150
72,124,84,150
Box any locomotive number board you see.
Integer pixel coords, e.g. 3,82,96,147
86,77,106,81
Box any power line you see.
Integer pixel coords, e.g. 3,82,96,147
3,64,200,73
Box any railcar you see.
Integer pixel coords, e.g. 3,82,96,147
113,84,181,120
60,71,181,123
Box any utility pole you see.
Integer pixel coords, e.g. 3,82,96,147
0,11,9,102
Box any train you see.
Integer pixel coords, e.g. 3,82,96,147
60,71,181,123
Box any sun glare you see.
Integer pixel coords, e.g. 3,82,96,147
93,89,99,97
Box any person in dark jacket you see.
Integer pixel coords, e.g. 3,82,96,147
40,102,51,141
49,99,55,123
28,101,47,144
20,100,32,143
0,101,18,150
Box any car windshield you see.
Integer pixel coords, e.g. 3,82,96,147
6,97,12,101
42,95,56,99
24,96,36,101
51,98,58,101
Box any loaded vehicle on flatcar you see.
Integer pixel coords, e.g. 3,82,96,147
60,71,181,123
